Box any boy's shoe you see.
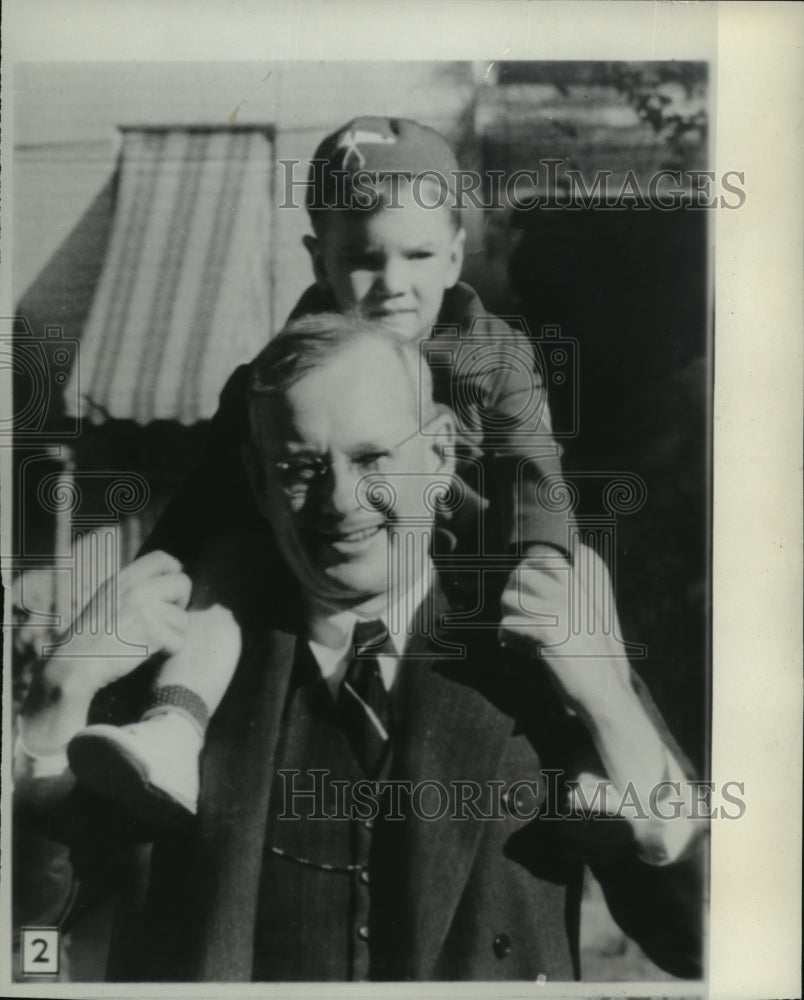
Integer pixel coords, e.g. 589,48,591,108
67,713,203,826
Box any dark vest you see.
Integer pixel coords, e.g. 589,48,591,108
252,644,408,981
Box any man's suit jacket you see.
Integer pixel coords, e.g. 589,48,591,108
23,529,703,982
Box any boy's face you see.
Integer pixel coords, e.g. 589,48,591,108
305,183,465,340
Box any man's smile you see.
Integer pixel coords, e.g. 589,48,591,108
312,521,385,553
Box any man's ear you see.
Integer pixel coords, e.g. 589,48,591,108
428,405,457,477
302,233,330,290
445,226,466,289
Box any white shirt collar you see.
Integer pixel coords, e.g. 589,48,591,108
306,556,433,694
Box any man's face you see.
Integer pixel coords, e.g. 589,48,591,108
248,340,454,607
305,183,465,341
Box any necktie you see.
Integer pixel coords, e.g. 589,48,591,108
339,619,391,776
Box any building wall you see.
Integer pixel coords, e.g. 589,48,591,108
13,61,478,326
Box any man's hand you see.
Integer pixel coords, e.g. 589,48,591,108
20,551,192,756
500,543,699,864
499,542,631,712
65,550,192,686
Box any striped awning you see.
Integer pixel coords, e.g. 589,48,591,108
68,127,274,424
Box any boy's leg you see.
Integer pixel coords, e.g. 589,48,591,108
67,605,241,823
151,602,242,711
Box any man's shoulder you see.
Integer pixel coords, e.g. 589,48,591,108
190,528,300,628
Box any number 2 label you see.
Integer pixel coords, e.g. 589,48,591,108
21,927,60,975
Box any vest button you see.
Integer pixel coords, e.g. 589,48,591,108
357,924,370,941
360,868,370,885
363,818,374,830
493,933,511,958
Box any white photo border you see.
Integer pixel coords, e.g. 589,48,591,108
1,3,801,999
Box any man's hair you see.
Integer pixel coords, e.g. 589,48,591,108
248,312,435,442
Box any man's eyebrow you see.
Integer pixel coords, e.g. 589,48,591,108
278,442,325,458
349,440,390,454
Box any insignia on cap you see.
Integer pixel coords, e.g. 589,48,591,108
336,128,397,170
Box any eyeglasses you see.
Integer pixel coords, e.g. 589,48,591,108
271,418,439,503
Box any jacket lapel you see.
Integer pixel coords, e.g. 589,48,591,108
194,622,298,980
395,582,515,979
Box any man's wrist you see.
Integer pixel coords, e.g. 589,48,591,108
21,658,103,755
39,654,106,704
13,719,71,778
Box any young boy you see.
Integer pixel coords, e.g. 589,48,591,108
65,117,577,819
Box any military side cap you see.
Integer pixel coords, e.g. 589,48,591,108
306,116,459,214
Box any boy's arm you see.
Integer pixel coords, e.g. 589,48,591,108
453,317,573,556
494,348,570,554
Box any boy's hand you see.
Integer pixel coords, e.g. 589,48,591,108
499,543,630,712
